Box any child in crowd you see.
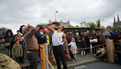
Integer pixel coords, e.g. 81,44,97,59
12,40,23,63
68,38,77,59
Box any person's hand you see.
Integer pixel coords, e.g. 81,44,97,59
1,39,5,43
66,50,69,54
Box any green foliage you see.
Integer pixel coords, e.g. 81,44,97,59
88,22,96,28
76,25,79,28
112,26,121,32
88,20,105,29
66,25,77,28
100,26,105,29
96,19,100,28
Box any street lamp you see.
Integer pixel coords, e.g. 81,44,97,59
96,18,104,28
55,11,58,21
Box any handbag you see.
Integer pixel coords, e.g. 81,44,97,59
90,38,98,43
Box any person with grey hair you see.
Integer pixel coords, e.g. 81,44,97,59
75,32,81,54
19,24,39,69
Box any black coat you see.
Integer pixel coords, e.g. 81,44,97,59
90,34,98,46
80,40,87,48
35,32,47,44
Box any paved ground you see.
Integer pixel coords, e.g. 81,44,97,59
38,54,98,69
23,54,121,69
71,61,121,69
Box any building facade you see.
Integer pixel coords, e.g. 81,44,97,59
37,20,71,28
80,21,89,28
60,20,71,27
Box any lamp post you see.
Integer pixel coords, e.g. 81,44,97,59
96,18,104,28
55,11,58,21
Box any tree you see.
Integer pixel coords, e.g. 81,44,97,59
76,25,79,28
96,19,100,28
66,25,76,28
100,26,105,29
112,26,121,32
88,22,96,28
88,21,105,29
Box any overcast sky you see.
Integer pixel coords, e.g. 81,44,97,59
0,0,121,33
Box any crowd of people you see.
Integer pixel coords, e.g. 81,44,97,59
0,22,121,69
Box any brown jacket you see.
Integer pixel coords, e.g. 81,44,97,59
12,44,23,57
24,27,39,50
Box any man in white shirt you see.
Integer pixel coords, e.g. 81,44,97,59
46,22,69,69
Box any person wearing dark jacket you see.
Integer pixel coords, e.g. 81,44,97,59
4,29,14,57
109,30,120,50
35,26,47,44
35,26,47,65
80,36,87,56
84,31,90,54
90,30,98,55
75,32,81,54
97,31,105,48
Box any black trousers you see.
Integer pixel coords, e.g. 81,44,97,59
53,45,67,69
92,43,97,54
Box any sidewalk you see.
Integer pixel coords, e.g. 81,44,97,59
53,54,99,69
21,54,98,69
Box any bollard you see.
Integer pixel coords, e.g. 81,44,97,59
90,44,93,54
45,43,49,69
106,39,115,63
40,44,46,69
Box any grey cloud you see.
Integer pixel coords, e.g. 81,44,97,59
0,0,121,27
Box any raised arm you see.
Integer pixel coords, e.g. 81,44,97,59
25,24,36,38
45,22,55,33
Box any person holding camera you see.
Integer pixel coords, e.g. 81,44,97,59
46,22,69,69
